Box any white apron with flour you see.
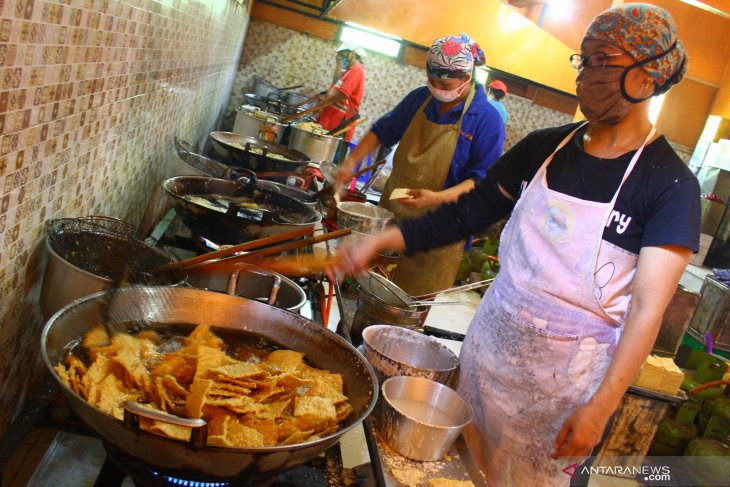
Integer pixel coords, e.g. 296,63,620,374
458,123,655,486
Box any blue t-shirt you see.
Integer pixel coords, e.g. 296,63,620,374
371,84,505,189
488,98,508,126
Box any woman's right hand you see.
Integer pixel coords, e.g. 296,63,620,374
328,227,407,281
329,237,381,281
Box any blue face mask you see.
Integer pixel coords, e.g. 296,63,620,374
340,56,350,70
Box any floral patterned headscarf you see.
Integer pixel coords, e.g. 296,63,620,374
427,34,486,79
582,3,688,94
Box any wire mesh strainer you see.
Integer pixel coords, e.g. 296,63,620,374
355,271,414,309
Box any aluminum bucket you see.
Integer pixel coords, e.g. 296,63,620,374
381,376,472,461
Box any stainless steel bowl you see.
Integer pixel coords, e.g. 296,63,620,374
362,325,458,385
336,202,394,235
381,376,472,461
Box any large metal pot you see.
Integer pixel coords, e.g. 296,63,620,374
186,264,307,312
41,286,378,483
162,175,321,245
252,75,280,99
40,223,180,319
288,125,341,163
281,92,314,116
209,131,310,173
232,106,287,144
243,93,285,113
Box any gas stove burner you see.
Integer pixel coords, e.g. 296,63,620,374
102,445,280,487
96,439,341,487
148,470,232,487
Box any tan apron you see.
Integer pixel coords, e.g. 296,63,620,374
378,86,476,296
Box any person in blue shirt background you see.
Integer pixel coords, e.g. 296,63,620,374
337,33,505,297
487,79,509,127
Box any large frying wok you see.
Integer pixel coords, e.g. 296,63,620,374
162,175,321,245
41,286,378,483
174,137,318,208
209,131,311,173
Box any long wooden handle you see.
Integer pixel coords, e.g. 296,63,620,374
329,117,369,138
237,254,342,277
153,226,314,273
186,228,351,274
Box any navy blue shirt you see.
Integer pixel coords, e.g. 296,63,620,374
400,123,701,255
371,84,505,189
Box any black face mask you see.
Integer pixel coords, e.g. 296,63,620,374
576,66,633,125
576,42,682,125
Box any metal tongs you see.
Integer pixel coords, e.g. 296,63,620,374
408,278,495,307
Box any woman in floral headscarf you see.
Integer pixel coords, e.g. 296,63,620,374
336,34,505,299
332,5,700,485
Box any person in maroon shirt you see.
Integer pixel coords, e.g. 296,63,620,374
305,43,366,142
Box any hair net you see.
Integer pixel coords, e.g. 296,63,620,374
426,34,485,78
582,3,688,93
337,42,367,63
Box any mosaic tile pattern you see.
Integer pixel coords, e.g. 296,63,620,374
0,0,249,436
227,20,574,151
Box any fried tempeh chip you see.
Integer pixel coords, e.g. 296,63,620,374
55,324,354,449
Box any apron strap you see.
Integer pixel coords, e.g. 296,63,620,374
599,125,656,228
523,121,588,195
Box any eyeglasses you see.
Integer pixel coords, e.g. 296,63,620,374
570,52,625,71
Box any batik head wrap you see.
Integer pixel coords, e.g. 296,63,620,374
582,3,688,94
426,34,485,79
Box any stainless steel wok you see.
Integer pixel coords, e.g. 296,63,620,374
41,286,378,483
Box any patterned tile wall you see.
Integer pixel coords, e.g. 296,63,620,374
226,19,574,151
0,0,249,437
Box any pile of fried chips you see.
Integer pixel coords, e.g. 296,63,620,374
54,324,354,448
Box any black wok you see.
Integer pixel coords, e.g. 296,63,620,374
209,131,311,173
41,286,378,484
172,140,318,208
162,175,321,245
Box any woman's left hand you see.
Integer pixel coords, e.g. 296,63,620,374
397,189,444,210
551,401,611,459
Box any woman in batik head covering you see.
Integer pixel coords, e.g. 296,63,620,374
332,5,700,485
336,34,506,300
